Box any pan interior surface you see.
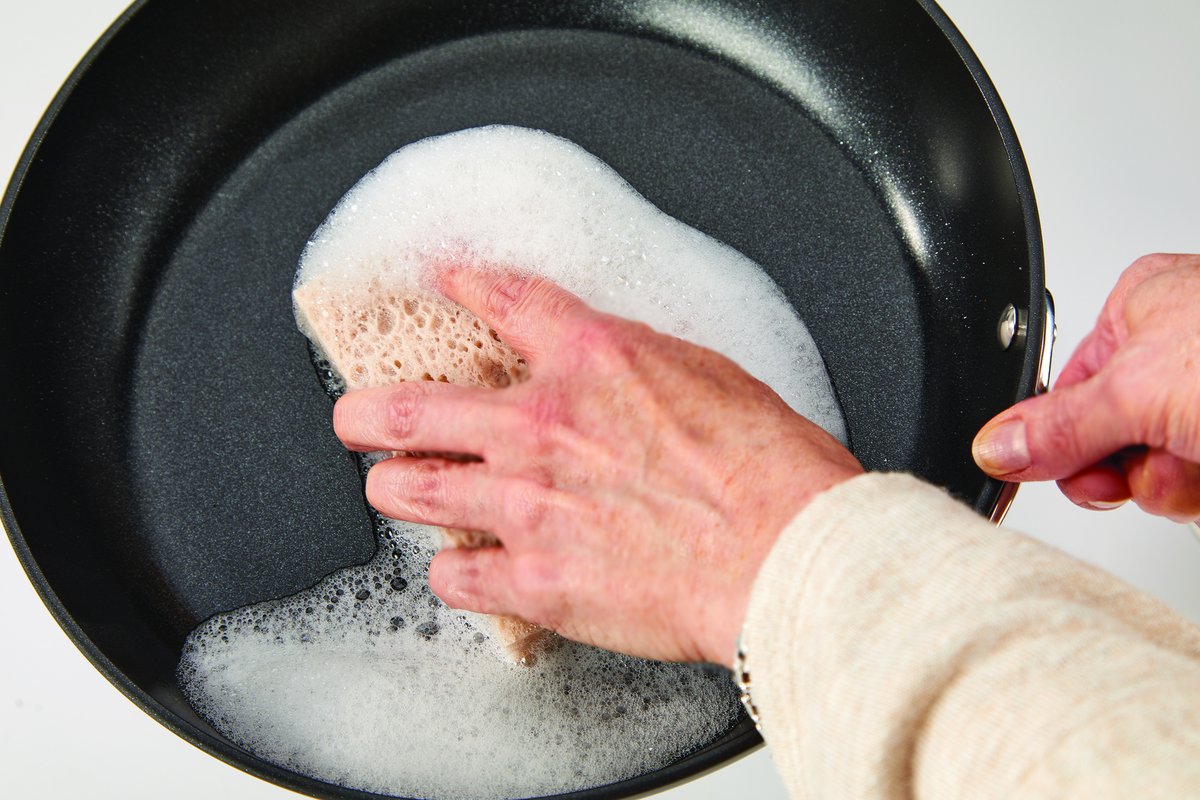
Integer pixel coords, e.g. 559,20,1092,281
0,2,1041,799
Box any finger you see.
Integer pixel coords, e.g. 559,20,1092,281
434,266,591,363
973,372,1139,482
1054,253,1184,389
334,381,516,456
366,457,560,537
427,546,516,616
367,457,502,531
1056,462,1132,510
1055,327,1118,389
1126,448,1200,523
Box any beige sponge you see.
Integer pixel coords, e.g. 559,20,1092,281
293,276,530,390
294,275,553,663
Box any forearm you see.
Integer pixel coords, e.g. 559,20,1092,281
741,473,1200,799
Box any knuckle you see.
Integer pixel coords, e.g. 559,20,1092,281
502,483,549,531
404,462,446,514
577,315,623,344
1128,252,1169,274
366,461,445,519
429,550,495,612
480,275,530,325
1122,255,1199,318
385,387,424,440
517,388,572,448
1123,253,1179,288
481,275,568,328
569,316,643,370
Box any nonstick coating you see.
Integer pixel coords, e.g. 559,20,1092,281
0,1,1043,798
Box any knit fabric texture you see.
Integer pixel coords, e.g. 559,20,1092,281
741,473,1200,799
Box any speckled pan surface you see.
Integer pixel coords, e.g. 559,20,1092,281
0,1,1042,798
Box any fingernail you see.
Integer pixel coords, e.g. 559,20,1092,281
1085,500,1128,511
973,419,1030,474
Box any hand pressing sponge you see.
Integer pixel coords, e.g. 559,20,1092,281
294,277,553,663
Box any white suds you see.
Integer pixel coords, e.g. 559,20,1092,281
179,126,845,800
180,504,738,799
293,125,846,441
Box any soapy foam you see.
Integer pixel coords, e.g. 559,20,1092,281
179,126,846,799
180,490,738,799
293,125,846,441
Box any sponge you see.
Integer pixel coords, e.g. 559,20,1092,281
294,275,553,663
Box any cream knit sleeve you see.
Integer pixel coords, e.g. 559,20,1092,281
740,473,1200,800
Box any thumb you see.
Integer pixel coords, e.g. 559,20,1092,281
973,373,1139,481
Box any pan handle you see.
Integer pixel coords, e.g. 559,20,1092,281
1036,289,1057,394
989,289,1056,525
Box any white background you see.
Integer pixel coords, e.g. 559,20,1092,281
2,1,1198,798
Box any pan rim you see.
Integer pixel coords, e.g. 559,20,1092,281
915,0,1047,523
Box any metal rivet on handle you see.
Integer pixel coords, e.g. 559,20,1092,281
997,303,1027,350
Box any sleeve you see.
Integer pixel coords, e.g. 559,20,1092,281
739,472,1200,800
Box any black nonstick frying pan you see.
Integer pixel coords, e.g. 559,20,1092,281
0,1,1049,798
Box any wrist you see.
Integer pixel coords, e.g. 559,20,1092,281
694,464,862,664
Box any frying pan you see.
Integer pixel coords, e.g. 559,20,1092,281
0,0,1048,798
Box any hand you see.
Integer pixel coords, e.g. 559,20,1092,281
973,253,1200,523
332,268,863,664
